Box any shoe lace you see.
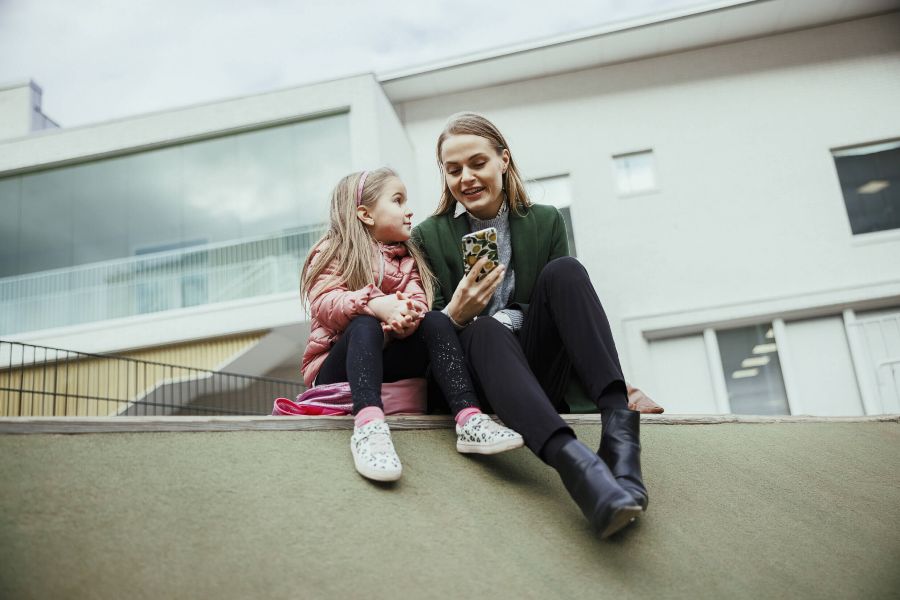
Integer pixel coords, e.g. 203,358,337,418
366,430,393,455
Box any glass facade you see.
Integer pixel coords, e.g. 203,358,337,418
833,141,900,235
717,324,790,415
0,112,351,278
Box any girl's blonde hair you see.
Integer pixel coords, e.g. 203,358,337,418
300,167,435,309
434,112,533,217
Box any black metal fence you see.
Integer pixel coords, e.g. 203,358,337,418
0,340,306,417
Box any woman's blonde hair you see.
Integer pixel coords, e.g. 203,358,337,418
300,167,435,309
434,112,533,216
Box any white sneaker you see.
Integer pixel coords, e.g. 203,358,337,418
456,413,524,455
350,419,402,481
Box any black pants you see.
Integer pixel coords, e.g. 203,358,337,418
453,257,628,457
316,311,479,416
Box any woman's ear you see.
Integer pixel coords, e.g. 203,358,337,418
357,205,374,226
500,148,511,173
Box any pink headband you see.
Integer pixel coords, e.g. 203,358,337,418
356,171,370,206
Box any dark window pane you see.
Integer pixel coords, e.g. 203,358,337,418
833,142,900,235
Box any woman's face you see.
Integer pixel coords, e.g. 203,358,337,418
440,134,510,220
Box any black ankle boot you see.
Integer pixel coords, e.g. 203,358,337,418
555,438,642,538
598,408,648,510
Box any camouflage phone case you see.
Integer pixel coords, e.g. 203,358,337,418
461,227,500,282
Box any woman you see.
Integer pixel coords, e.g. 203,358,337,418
411,113,660,538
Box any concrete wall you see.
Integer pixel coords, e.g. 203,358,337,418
396,14,900,413
0,82,37,141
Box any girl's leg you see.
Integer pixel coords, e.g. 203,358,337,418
315,315,387,415
387,311,522,454
382,311,479,416
316,316,403,482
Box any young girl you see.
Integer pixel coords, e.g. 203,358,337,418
300,167,522,482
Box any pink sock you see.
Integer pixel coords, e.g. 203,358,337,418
455,407,481,426
355,406,385,428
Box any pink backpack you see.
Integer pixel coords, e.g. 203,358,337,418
272,378,427,416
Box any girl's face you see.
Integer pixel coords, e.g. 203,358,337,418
359,176,413,243
440,134,510,220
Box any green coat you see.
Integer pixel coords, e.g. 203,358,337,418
411,203,596,413
411,203,569,314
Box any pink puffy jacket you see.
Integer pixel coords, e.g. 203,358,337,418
301,242,429,387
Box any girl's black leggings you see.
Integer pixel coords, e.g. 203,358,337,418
315,310,479,416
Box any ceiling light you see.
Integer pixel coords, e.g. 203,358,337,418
765,328,774,339
857,180,890,194
742,356,771,368
752,343,778,354
732,368,759,379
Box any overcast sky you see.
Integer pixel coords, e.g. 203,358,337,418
1,0,714,127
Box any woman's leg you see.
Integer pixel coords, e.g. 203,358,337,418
518,256,628,410
519,257,648,509
458,316,641,537
457,317,573,457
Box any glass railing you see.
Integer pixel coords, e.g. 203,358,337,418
0,225,326,335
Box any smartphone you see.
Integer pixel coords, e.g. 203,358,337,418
461,227,500,282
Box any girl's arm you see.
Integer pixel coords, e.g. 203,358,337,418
308,264,386,332
400,269,429,315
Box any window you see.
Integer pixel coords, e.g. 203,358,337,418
613,150,657,196
832,141,900,235
717,324,790,415
524,175,577,256
0,111,351,278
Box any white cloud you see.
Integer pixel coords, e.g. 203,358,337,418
0,0,715,126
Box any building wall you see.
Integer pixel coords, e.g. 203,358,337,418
1,74,409,358
396,13,900,413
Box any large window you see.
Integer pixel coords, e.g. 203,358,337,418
0,112,351,278
832,141,900,235
525,175,577,256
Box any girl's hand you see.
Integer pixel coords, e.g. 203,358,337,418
446,257,506,325
371,292,421,336
383,292,423,338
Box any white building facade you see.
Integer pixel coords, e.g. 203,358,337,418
2,0,899,415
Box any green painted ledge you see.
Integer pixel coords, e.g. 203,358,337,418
1,418,898,599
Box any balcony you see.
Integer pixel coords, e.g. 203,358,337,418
0,225,325,336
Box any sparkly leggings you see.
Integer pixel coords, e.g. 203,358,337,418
316,311,479,416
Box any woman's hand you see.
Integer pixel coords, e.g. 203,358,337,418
446,257,506,325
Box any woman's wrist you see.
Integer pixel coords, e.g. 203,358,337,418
444,303,472,329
